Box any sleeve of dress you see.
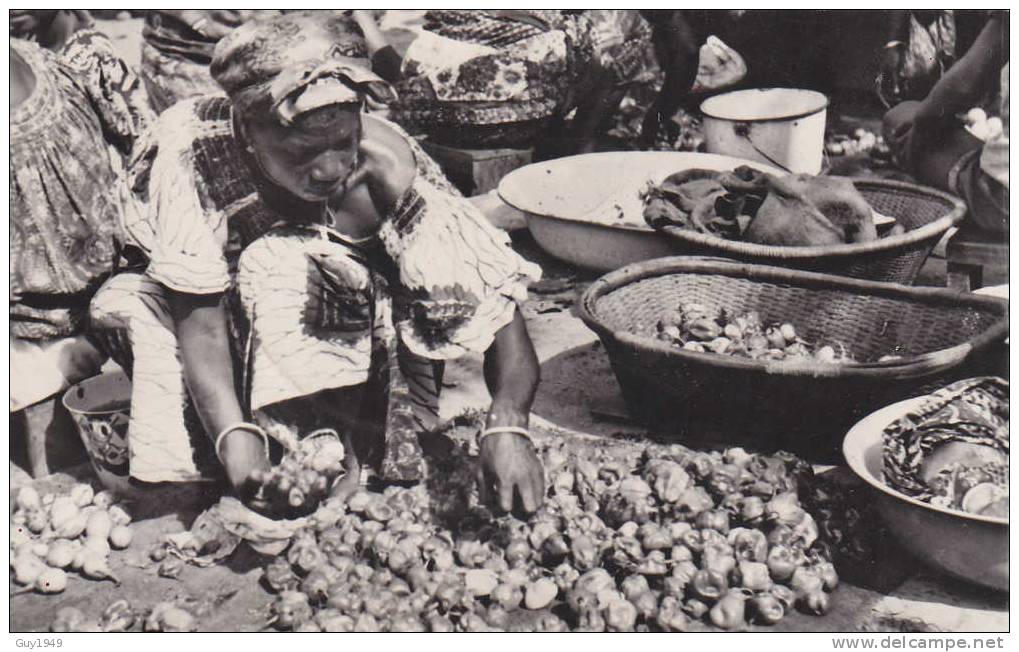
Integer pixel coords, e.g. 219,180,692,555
377,142,542,361
61,28,155,158
133,103,231,295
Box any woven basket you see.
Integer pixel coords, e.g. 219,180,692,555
392,99,556,148
578,258,1009,457
654,179,966,284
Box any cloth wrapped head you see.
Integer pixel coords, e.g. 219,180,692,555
211,11,395,125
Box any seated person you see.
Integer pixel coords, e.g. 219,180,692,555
564,10,655,154
88,13,545,516
140,10,280,113
10,34,150,419
877,10,957,103
883,12,1008,234
10,9,153,142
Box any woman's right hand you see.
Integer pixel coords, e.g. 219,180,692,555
235,429,363,517
218,427,272,496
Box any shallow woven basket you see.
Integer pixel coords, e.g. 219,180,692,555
578,258,1009,457
392,100,555,149
655,179,966,284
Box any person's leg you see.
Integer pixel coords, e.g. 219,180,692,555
882,100,924,170
911,125,984,191
882,100,981,188
89,273,216,482
373,337,446,482
949,151,1009,233
564,62,617,154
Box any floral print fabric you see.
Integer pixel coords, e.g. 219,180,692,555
393,10,653,129
60,28,156,152
393,11,580,128
10,36,151,340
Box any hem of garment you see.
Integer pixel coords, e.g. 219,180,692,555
146,269,230,295
129,469,212,484
249,368,371,413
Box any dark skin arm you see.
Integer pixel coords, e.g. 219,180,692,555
640,11,701,148
479,309,543,514
883,14,1007,187
346,120,545,514
168,290,270,493
913,14,1007,121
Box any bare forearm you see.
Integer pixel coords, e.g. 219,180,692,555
919,17,1005,119
170,292,245,440
483,309,540,428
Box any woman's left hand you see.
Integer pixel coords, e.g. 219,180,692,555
477,429,545,515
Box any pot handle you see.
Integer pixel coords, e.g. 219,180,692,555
733,122,794,174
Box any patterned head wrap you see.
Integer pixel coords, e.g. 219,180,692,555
211,11,395,125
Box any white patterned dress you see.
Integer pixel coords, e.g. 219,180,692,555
89,95,540,484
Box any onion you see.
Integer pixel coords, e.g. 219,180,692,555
13,555,47,585
69,484,95,508
109,525,133,550
107,506,132,527
523,578,557,610
26,510,49,535
84,537,111,558
464,568,498,596
86,511,113,541
35,567,68,593
53,512,87,539
45,540,76,569
82,552,119,584
91,491,115,509
15,487,41,512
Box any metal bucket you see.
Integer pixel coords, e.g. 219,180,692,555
62,371,132,494
701,88,828,174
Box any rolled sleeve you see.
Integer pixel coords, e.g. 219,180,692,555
135,102,231,294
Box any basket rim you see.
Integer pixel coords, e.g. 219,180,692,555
577,257,1009,380
654,178,967,260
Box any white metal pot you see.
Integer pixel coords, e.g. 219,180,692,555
701,88,828,175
